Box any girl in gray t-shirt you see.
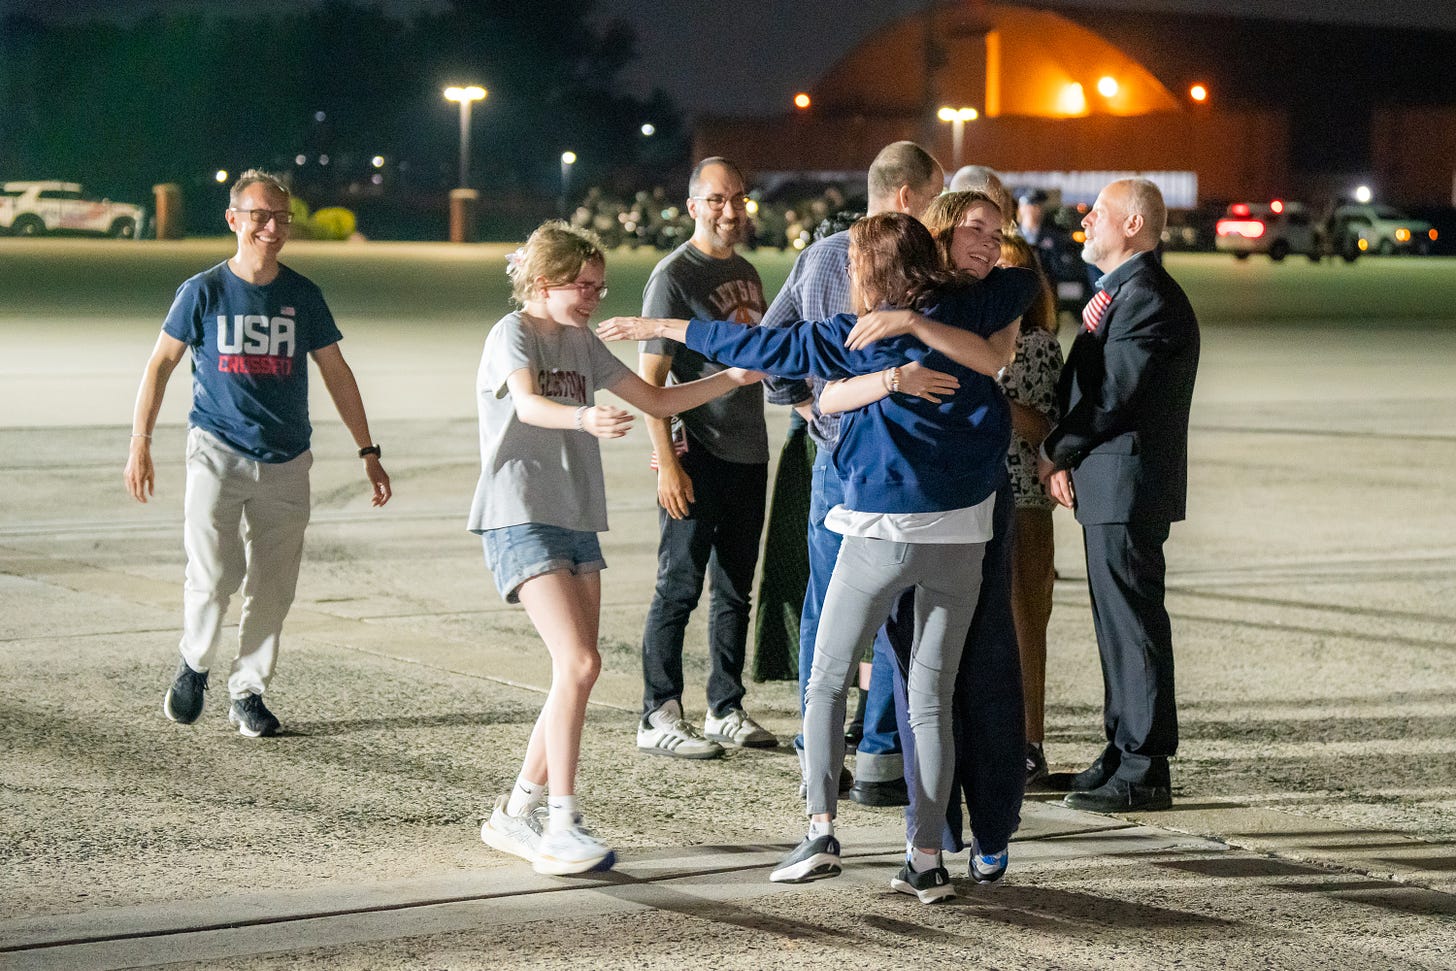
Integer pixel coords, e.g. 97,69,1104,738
472,221,761,878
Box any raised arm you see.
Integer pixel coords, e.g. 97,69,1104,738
502,366,634,439
607,366,762,421
124,331,189,503
313,343,392,507
817,360,961,415
846,309,1017,376
594,316,688,344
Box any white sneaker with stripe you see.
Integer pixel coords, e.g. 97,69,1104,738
636,700,724,759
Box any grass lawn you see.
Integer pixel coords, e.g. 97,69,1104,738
3,237,1456,329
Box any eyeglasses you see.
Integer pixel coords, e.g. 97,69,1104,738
691,194,751,212
548,282,609,299
230,208,294,225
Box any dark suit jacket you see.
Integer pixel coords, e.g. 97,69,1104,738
1043,251,1200,526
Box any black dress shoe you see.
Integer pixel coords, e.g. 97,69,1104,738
1068,753,1119,791
1063,777,1172,813
847,777,909,807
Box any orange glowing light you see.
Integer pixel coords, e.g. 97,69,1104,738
1189,84,1208,103
793,92,811,110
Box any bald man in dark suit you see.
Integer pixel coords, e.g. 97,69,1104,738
1038,178,1200,813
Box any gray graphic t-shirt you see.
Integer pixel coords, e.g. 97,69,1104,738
468,311,632,533
640,242,768,464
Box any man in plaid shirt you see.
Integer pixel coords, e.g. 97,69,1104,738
762,141,945,806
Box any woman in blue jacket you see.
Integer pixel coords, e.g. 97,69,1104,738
598,211,1035,903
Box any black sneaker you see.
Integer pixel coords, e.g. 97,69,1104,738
163,660,208,725
1025,743,1050,788
769,833,841,883
228,693,281,738
890,860,955,904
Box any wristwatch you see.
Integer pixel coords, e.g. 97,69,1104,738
358,444,382,459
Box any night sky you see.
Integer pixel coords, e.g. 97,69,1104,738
10,0,1456,116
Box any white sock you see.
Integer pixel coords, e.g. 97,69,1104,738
548,795,580,833
909,847,942,873
505,774,546,817
808,818,834,840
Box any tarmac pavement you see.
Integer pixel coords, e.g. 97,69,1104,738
2,250,1455,968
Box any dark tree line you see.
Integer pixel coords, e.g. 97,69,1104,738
0,0,686,236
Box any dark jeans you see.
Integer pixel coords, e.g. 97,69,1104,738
797,455,901,779
889,480,1025,854
641,445,768,718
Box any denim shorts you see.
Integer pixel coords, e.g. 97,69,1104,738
482,522,606,603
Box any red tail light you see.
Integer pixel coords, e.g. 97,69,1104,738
1230,203,1251,217
1217,218,1266,239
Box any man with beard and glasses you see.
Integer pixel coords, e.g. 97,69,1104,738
634,157,777,760
1039,178,1200,813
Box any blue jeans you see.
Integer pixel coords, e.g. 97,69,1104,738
641,446,768,718
798,455,901,781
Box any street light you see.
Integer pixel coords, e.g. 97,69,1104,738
936,106,979,171
443,84,487,188
560,150,576,217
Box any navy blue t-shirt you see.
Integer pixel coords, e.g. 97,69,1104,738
163,261,342,462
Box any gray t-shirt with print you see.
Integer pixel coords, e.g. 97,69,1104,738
640,242,769,464
468,311,633,534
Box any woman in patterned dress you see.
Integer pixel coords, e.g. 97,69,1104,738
995,234,1063,785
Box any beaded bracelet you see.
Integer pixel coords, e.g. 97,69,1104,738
574,405,588,430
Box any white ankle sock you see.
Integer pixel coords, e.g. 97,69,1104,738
505,775,546,817
548,795,580,833
808,818,834,839
909,847,942,873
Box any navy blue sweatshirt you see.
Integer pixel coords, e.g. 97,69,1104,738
685,266,1037,515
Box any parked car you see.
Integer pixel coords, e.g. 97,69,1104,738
1215,201,1330,262
0,181,146,238
1331,203,1437,255
1161,204,1220,252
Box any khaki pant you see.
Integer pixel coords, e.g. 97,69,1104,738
180,427,311,699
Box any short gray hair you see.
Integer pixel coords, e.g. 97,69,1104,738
948,165,1015,231
229,169,289,206
1120,178,1167,240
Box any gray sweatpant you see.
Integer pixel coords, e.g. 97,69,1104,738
180,427,312,699
803,534,985,848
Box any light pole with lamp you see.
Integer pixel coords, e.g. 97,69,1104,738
560,150,576,218
936,106,978,172
443,85,487,187
443,84,487,242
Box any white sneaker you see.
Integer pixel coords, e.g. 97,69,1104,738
704,707,778,748
636,700,724,759
533,820,616,876
480,795,546,863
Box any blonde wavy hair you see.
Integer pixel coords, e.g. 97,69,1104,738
507,220,605,306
